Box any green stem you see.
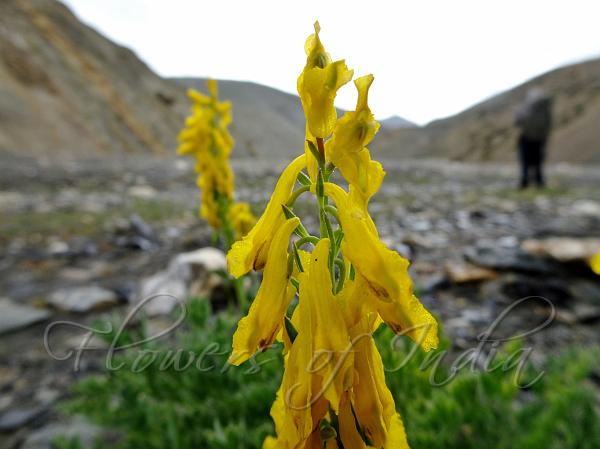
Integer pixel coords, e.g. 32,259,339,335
324,205,340,224
296,235,320,248
216,192,248,310
334,258,346,293
286,185,310,207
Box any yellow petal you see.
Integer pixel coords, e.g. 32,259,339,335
229,217,299,365
349,316,389,447
207,78,218,98
339,392,367,449
324,183,438,352
187,88,211,105
227,155,306,277
296,239,353,412
590,252,600,275
385,414,410,449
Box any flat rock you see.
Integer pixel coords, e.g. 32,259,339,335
521,237,600,263
0,298,50,335
572,303,600,324
0,405,47,432
498,275,572,307
464,245,555,274
445,262,497,283
21,418,99,449
46,286,118,313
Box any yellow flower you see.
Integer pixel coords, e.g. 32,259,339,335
228,202,256,239
227,155,306,277
326,75,383,205
325,182,438,352
229,217,299,365
590,252,600,275
297,22,353,138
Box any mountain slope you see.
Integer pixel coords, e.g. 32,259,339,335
0,0,188,156
373,57,600,163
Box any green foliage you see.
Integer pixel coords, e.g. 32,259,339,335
376,327,600,449
60,299,282,449
59,301,600,449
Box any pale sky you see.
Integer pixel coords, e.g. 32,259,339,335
62,0,599,125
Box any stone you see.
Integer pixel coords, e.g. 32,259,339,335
0,298,50,335
572,303,600,324
570,199,600,217
521,237,600,263
135,247,226,316
46,286,118,313
113,214,158,250
127,184,156,199
21,418,99,449
464,245,555,274
46,239,69,257
0,405,47,432
498,275,572,307
445,262,497,284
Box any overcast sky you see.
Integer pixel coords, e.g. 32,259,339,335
62,0,599,124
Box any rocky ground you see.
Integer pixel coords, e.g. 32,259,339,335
1,153,599,448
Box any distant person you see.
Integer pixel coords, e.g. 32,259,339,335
514,88,553,188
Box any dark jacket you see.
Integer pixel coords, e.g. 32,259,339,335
515,91,553,141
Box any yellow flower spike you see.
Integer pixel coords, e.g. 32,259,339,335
325,182,438,352
178,79,245,239
232,23,440,448
298,22,354,138
228,217,300,366
227,155,306,277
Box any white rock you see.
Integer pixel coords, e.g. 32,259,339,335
521,237,600,262
0,298,50,334
571,199,600,217
47,286,118,313
128,184,156,199
136,247,226,316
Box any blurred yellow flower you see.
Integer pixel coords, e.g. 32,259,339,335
178,79,255,240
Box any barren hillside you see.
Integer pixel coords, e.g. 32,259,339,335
373,57,600,163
